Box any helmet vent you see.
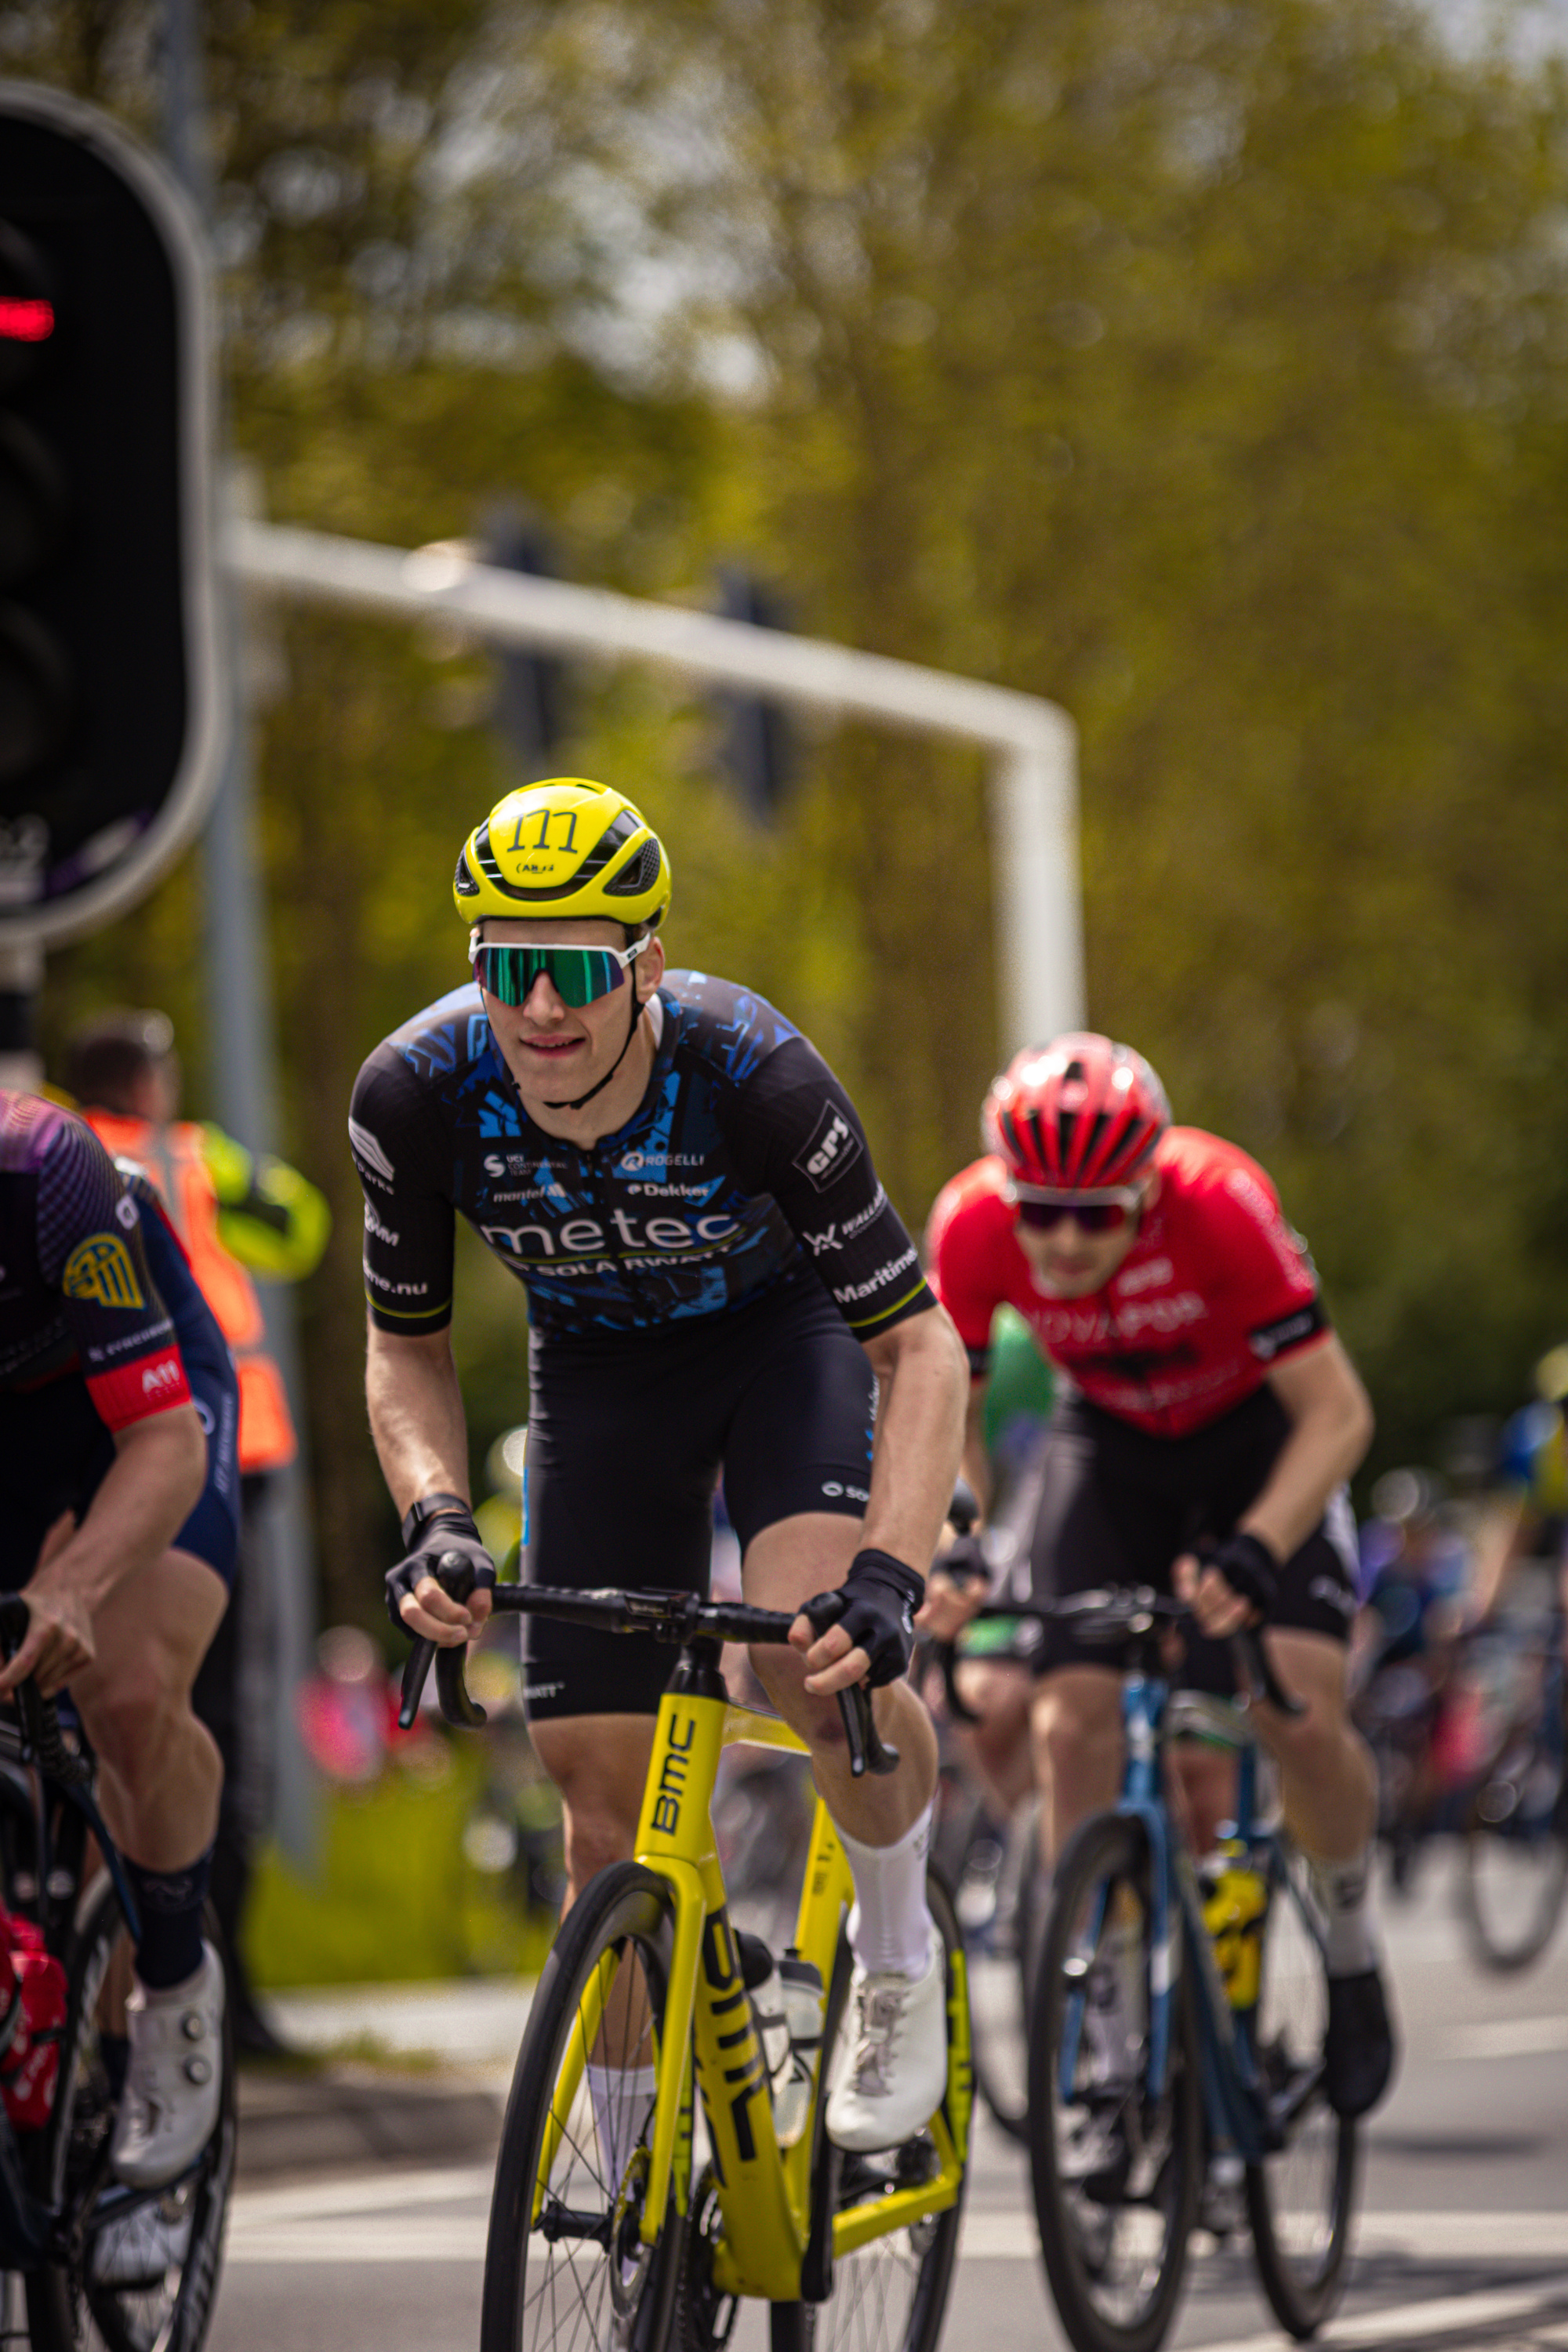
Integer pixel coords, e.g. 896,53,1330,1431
604,839,661,898
454,851,481,897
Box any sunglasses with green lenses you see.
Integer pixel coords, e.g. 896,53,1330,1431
470,935,648,1010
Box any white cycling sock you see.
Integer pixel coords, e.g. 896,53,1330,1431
585,2062,658,2178
839,1802,935,1980
1308,1846,1379,1976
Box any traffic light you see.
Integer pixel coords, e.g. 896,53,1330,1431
0,82,224,943
485,506,568,779
713,567,793,823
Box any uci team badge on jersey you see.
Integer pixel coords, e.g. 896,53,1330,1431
61,1232,146,1310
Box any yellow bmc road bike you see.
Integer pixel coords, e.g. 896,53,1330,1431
401,1575,972,2352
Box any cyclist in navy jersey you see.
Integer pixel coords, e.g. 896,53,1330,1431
0,1093,238,2186
353,778,968,2154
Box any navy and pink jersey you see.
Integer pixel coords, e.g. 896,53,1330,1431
0,1092,192,1431
926,1127,1327,1439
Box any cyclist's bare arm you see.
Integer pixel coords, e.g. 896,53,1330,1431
365,1317,492,1644
795,1302,967,1696
1468,1491,1529,1625
0,1404,207,1697
1178,1334,1373,1637
920,1378,993,1644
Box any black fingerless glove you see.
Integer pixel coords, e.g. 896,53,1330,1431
935,1530,990,1592
1203,1530,1280,1619
385,1494,496,1635
800,1549,925,1687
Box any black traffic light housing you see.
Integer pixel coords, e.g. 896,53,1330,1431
713,567,793,823
484,506,568,780
0,82,224,943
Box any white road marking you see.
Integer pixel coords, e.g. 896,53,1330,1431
1436,2014,1568,2061
223,2193,1568,2268
1189,2271,1568,2352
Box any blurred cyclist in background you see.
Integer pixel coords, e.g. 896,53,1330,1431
924,1032,1394,2118
65,1011,330,2056
1470,1345,1568,1636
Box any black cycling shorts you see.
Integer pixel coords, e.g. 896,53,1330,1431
0,1367,241,1594
521,1274,876,1720
1029,1387,1357,1692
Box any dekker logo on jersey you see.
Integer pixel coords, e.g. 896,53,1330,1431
794,1102,863,1192
348,1117,396,1190
1115,1255,1173,1297
62,1233,144,1309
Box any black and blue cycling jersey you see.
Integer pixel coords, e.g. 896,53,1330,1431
348,971,934,1346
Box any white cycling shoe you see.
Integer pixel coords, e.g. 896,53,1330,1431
826,1933,947,2153
111,1942,225,2190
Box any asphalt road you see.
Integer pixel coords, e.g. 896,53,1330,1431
209,1850,1568,2352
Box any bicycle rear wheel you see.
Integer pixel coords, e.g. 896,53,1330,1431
1456,1742,1568,1973
482,1861,685,2352
769,1870,967,2352
1243,1846,1357,2340
1028,1813,1201,2352
26,1875,236,2352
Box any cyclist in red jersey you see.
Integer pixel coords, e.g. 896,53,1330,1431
925,1033,1394,2118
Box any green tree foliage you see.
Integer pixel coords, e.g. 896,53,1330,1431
21,0,1568,1627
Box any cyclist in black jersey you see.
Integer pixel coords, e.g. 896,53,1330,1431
0,1092,238,2187
354,778,968,2154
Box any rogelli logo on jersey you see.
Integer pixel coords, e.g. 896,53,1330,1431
793,1101,863,1193
62,1233,144,1309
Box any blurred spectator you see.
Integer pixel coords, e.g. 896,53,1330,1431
64,1009,330,2056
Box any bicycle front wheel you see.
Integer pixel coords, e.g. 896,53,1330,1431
770,1869,967,2352
26,1875,236,2352
1456,1747,1568,1973
1243,1846,1358,2339
1028,1813,1201,2352
482,1861,685,2352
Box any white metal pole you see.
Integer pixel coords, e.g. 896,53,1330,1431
226,521,1088,1047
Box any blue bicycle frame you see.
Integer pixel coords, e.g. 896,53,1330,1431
1058,1661,1328,2169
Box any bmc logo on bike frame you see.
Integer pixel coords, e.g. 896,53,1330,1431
649,1713,697,1835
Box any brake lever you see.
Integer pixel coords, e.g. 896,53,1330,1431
395,1552,491,1731
1231,1625,1305,1719
837,1682,900,1777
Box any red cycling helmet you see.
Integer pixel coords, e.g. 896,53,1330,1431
982,1033,1171,1190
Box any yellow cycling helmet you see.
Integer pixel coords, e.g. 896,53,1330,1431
453,779,671,929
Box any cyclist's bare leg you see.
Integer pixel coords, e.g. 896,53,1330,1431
1252,1630,1376,1864
69,1547,226,1871
953,1657,1035,1817
742,1512,937,1843
529,1712,656,1910
1031,1664,1123,1869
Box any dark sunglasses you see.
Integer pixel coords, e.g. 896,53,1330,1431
1012,1186,1142,1235
470,936,646,1010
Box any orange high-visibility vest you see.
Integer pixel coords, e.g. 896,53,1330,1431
85,1110,297,1475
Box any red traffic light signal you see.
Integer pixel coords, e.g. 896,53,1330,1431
0,82,226,940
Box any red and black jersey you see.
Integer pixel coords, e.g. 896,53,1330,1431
0,1093,193,1432
927,1127,1327,1438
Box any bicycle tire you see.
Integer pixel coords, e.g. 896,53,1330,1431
1456,1757,1568,1973
1028,1812,1202,2352
26,1875,236,2352
1243,1845,1358,2340
964,1806,1039,2146
769,1868,967,2352
481,1860,686,2352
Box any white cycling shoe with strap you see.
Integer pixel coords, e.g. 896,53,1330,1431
111,1942,226,2189
826,1932,947,2153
